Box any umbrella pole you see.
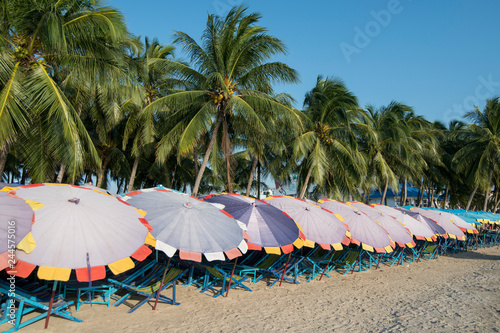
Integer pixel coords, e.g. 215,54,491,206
153,257,171,311
44,280,58,329
350,256,360,274
86,253,92,307
375,254,382,270
319,250,336,281
225,257,238,297
279,253,292,287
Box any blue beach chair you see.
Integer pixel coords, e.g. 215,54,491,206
0,280,82,332
199,265,252,298
255,255,304,287
108,267,187,313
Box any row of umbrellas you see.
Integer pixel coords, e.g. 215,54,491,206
2,184,483,283
1,183,482,325
2,184,484,279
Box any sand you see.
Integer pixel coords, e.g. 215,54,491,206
5,245,500,333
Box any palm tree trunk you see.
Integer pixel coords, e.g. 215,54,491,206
257,160,261,200
226,156,233,193
192,112,224,197
483,189,489,211
299,166,313,199
246,156,259,196
223,118,233,193
56,165,65,183
127,156,140,192
465,185,479,210
193,144,199,183
400,178,407,206
96,156,110,188
430,184,435,208
0,141,10,181
492,186,500,213
380,179,389,205
442,183,449,209
20,166,26,185
493,190,500,213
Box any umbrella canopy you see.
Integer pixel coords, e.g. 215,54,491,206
0,191,38,270
465,211,500,225
202,193,305,255
396,208,448,238
82,183,118,197
123,188,248,262
453,211,485,223
438,212,478,234
318,199,394,253
371,204,437,241
411,207,466,241
264,196,350,251
0,183,19,191
347,202,415,248
453,213,482,226
7,183,155,282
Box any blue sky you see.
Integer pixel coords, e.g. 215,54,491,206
109,0,500,124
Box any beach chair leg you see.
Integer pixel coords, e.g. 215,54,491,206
15,298,25,332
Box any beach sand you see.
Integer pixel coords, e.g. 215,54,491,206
7,245,500,333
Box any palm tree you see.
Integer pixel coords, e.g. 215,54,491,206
0,0,129,182
145,6,301,196
294,76,363,199
360,102,424,204
454,97,500,211
122,37,177,191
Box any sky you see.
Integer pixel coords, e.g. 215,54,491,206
108,0,500,125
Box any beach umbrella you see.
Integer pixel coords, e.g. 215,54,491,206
469,211,500,225
417,207,479,234
202,193,306,288
347,202,415,248
453,211,485,225
318,199,394,253
453,214,482,226
7,183,155,280
123,188,249,300
395,208,448,238
202,193,305,254
371,204,437,241
411,207,466,241
6,183,155,327
82,183,118,197
264,196,351,250
0,191,38,271
264,196,351,280
440,212,478,234
123,188,249,261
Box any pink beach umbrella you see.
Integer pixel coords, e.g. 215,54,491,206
264,196,351,251
411,207,466,241
347,202,415,248
395,208,448,238
430,210,478,235
318,199,394,253
371,204,437,242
